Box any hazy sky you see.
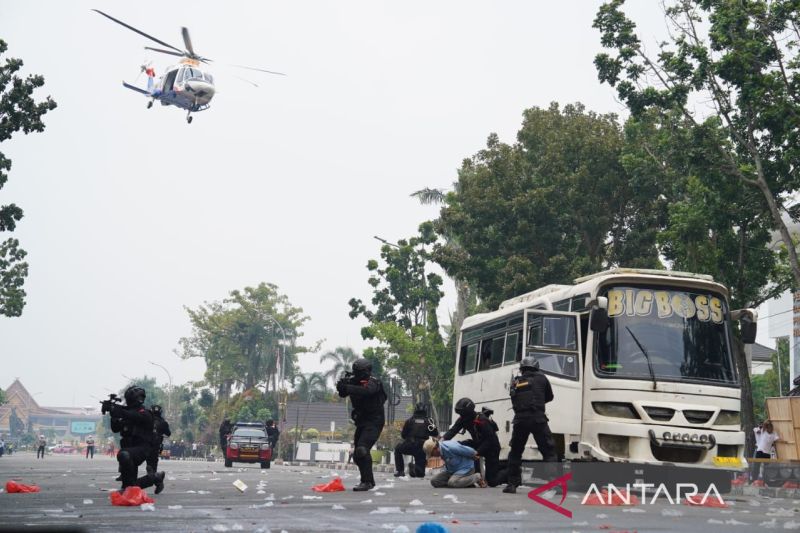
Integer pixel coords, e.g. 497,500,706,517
0,1,673,408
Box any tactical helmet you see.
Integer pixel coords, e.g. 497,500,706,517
124,386,146,407
454,397,475,417
266,419,274,427
520,355,540,371
151,405,163,417
352,358,373,375
414,402,426,414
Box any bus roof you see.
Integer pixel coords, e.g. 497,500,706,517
464,268,724,331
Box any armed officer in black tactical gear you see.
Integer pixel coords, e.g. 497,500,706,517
394,402,438,477
443,397,506,487
145,404,171,494
337,358,387,491
104,386,155,491
503,355,557,494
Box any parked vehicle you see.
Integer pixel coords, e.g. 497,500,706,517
225,422,272,469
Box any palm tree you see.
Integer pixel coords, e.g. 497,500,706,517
321,347,359,385
293,372,327,403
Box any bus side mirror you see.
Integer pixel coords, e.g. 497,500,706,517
731,308,757,344
587,296,609,332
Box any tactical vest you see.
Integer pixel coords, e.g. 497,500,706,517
510,375,540,413
410,417,431,440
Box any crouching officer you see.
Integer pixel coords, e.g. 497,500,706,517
144,404,171,494
104,386,155,491
503,355,557,494
394,402,438,477
337,358,387,491
443,398,505,487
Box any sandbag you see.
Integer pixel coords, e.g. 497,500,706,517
110,486,155,506
5,480,40,493
311,477,345,492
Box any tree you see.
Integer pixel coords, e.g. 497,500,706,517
0,387,5,405
119,375,168,408
0,39,57,316
349,222,451,424
321,346,359,385
594,0,797,455
293,372,327,403
434,103,661,310
178,283,317,397
752,338,791,422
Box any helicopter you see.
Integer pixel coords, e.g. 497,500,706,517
93,9,285,123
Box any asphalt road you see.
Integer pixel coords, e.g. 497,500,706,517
1,452,800,532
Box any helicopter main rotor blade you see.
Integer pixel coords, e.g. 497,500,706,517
93,9,184,54
181,27,195,57
145,46,185,58
229,63,286,76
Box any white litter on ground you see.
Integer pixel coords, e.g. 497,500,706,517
360,499,373,504
370,507,404,514
303,495,323,500
406,509,434,515
210,478,221,481
759,519,778,529
281,495,294,501
198,490,211,495
725,519,748,525
250,502,274,509
332,504,346,510
375,492,386,496
232,480,247,492
82,499,93,505
572,521,589,526
769,508,797,517
392,526,410,533
264,494,275,501
749,500,762,507
212,526,230,532
623,508,646,514
595,514,608,519
443,494,465,504
257,490,266,495
514,510,529,516
375,483,395,489
707,519,724,524
185,490,196,494
784,521,800,530
168,505,183,510
231,525,244,531
140,503,155,512
409,499,424,506
64,504,75,511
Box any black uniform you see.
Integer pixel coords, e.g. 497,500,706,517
219,420,232,456
337,375,386,486
394,408,438,477
110,404,155,489
144,410,171,492
266,425,280,449
443,409,506,487
507,369,557,487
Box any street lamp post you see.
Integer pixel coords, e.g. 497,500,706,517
148,361,173,422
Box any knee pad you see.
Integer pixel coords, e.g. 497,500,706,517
353,446,369,461
117,450,130,462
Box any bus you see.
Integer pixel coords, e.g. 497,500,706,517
452,268,755,487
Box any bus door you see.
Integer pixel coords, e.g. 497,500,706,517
523,310,582,439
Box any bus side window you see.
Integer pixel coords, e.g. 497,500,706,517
460,343,478,374
503,332,519,365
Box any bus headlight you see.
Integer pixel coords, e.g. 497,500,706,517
715,410,740,426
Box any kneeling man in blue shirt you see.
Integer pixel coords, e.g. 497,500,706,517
423,438,483,488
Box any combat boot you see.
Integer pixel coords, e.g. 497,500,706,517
352,481,375,491
503,484,517,494
154,472,166,495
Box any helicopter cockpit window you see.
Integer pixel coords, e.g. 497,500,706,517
203,72,214,83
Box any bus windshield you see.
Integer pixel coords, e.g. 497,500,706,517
595,285,737,385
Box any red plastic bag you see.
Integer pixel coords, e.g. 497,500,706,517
311,477,345,492
683,494,728,508
582,488,639,506
5,480,40,493
110,486,155,506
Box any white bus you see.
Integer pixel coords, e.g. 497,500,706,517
452,268,754,484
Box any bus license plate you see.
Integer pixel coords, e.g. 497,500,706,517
713,456,742,467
